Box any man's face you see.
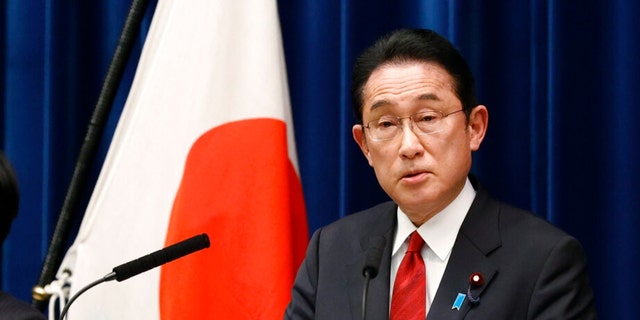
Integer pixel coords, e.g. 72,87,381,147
352,61,488,225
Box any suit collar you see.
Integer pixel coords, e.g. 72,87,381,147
428,184,502,319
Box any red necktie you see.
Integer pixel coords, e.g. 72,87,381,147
390,231,426,320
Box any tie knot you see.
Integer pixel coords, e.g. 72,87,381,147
406,231,424,253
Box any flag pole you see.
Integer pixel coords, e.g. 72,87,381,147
31,0,153,310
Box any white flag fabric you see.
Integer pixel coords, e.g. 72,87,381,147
58,0,308,318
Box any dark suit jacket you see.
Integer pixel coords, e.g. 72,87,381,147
0,291,46,320
285,183,597,319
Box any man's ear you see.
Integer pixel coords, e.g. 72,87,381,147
467,105,489,151
352,124,373,166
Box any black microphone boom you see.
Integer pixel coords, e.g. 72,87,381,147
112,233,210,281
361,236,386,320
362,236,386,279
59,233,210,320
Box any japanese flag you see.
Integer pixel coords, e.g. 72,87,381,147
59,0,308,318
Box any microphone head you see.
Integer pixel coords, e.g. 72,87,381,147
112,233,211,282
362,236,386,279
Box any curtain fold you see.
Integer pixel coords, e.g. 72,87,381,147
1,0,637,318
1,0,153,305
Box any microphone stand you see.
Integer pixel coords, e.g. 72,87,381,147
58,272,116,320
361,270,374,320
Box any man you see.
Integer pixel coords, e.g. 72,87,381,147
0,152,47,320
285,29,597,319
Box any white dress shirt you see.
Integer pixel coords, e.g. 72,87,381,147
390,178,476,312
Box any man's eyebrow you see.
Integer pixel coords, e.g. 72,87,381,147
370,99,391,111
417,93,440,101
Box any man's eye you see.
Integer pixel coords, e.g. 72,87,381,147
377,119,397,128
418,115,437,122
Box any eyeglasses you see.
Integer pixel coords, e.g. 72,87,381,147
363,109,464,141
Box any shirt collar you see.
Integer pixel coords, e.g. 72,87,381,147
393,178,476,261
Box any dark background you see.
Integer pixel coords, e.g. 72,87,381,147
2,1,638,318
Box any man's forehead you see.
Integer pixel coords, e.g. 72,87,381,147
362,64,455,110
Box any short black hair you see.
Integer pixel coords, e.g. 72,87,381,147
0,152,19,244
351,28,478,123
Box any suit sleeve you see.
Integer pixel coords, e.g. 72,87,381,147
284,228,322,320
0,292,47,320
527,235,598,319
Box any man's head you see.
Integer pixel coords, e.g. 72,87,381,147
0,152,19,244
351,28,478,124
351,29,488,225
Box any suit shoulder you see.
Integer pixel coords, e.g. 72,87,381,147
489,200,588,265
466,189,580,256
312,201,396,241
498,201,571,239
0,291,46,320
323,201,395,229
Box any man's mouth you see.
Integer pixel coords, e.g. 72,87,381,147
404,172,422,178
401,170,430,182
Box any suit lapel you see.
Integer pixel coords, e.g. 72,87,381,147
428,187,501,319
345,203,396,320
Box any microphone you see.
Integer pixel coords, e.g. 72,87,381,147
362,236,386,279
111,233,210,281
59,233,210,320
361,236,386,320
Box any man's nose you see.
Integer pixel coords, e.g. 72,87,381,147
398,120,424,159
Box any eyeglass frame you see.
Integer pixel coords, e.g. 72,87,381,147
361,109,465,141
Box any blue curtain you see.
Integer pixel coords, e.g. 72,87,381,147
2,0,638,318
0,0,156,305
